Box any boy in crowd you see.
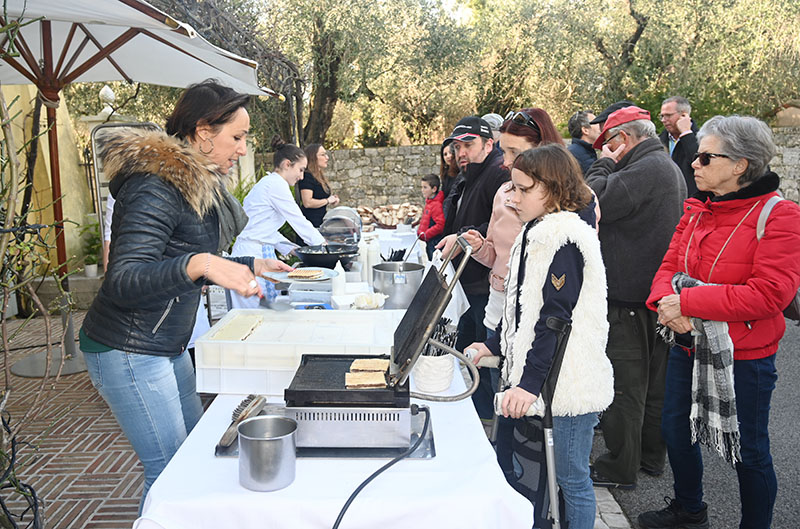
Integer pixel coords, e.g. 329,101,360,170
417,173,445,259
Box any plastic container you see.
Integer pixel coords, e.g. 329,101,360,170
238,415,297,491
195,309,404,396
412,355,455,393
367,238,381,287
331,262,346,296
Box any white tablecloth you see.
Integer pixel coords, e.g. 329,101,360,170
135,374,533,529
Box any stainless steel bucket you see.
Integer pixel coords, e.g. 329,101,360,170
372,262,424,309
238,415,297,492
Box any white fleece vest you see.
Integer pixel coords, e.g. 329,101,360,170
500,211,614,416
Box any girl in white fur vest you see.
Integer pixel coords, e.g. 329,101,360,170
469,144,613,529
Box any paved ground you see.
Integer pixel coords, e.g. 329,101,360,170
1,311,142,529
593,321,800,529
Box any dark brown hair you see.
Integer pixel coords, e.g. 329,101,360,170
499,108,564,147
271,135,306,169
439,142,458,180
165,79,249,141
303,143,331,193
512,144,591,213
421,173,440,191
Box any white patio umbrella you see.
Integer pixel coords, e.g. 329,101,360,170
0,0,279,376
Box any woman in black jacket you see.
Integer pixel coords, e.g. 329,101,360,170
80,80,291,511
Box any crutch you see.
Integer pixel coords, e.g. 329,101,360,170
488,316,572,529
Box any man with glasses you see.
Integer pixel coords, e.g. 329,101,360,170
659,96,699,195
567,110,601,174
585,106,687,490
440,115,509,419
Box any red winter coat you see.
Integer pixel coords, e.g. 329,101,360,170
417,192,445,241
647,173,800,360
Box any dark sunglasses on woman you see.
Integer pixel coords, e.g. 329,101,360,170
693,151,731,166
504,111,541,134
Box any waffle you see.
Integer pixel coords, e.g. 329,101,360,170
287,268,324,280
345,371,387,389
350,358,391,372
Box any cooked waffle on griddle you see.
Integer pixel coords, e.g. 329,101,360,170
345,371,388,389
349,358,391,372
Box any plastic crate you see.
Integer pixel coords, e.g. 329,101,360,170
194,308,404,397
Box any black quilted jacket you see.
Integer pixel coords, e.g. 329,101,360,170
82,130,253,356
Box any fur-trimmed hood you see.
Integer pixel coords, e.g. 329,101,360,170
99,129,227,217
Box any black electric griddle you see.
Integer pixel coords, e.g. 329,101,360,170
284,354,409,408
284,237,474,409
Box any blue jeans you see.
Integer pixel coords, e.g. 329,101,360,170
83,348,203,513
553,413,599,529
661,345,778,528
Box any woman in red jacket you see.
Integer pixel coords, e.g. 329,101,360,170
640,115,800,529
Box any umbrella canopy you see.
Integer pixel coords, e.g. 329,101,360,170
0,0,278,98
0,0,280,275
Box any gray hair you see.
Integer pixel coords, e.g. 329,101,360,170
697,115,776,184
568,110,594,139
663,96,691,114
608,119,657,142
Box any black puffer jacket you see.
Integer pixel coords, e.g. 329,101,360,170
82,130,253,356
442,148,509,295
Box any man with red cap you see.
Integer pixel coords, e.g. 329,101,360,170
585,106,687,489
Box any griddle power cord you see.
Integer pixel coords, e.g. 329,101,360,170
331,404,431,529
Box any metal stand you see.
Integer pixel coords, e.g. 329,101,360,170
10,296,86,378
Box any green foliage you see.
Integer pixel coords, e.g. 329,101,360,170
62,0,800,147
356,104,390,147
230,176,256,205
79,217,102,266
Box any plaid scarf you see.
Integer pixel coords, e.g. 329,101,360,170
658,272,741,465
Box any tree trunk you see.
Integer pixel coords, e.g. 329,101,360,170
302,16,342,145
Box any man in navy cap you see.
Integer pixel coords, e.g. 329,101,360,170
439,116,509,420
585,106,687,489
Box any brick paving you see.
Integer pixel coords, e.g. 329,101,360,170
1,311,142,529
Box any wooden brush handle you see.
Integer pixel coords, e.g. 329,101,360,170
217,396,266,448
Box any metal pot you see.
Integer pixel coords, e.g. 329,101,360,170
238,415,297,492
295,243,359,268
372,262,424,309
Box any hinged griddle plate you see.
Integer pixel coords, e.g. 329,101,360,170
389,237,473,387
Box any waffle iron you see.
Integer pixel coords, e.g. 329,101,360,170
284,238,473,449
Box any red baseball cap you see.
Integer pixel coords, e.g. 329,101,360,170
592,106,652,150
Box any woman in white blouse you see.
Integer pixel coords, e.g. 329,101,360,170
230,136,326,308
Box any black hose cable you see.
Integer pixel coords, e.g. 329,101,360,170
331,405,431,529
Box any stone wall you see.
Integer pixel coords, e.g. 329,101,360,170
326,145,440,208
771,127,800,203
269,127,800,208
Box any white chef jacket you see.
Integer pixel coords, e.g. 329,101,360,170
234,171,325,254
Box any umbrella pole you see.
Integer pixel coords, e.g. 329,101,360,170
10,103,84,378
45,101,79,359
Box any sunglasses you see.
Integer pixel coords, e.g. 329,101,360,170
504,111,541,135
693,152,731,166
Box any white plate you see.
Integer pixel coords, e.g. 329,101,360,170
268,267,338,282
